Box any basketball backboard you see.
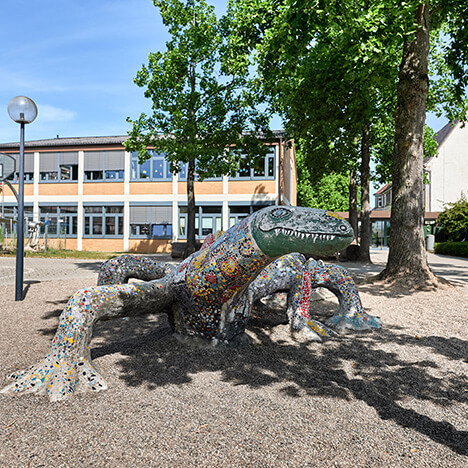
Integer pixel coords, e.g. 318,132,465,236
0,153,16,180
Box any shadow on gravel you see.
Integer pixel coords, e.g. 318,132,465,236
79,303,468,456
74,261,102,274
29,274,468,456
22,280,41,300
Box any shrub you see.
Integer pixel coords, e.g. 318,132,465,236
437,195,468,241
434,242,468,258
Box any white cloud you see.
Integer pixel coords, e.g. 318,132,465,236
37,104,77,123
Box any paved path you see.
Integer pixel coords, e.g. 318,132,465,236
344,248,468,288
0,250,467,287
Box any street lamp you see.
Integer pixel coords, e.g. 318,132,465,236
8,96,38,301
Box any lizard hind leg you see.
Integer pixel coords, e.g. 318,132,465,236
1,280,170,401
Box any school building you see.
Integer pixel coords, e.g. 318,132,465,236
0,132,296,253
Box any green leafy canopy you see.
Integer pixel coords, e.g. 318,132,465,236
125,0,273,179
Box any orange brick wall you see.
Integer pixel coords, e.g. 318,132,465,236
228,180,276,195
83,183,125,195
39,183,78,196
177,181,224,195
3,184,34,196
128,239,171,253
81,238,124,252
283,143,297,205
43,238,78,250
130,182,172,195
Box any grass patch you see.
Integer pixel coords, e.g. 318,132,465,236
0,249,122,260
434,242,468,258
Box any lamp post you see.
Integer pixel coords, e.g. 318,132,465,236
8,96,38,301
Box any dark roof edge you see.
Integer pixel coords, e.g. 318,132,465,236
0,130,287,150
424,120,458,165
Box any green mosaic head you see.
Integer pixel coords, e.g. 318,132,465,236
251,206,354,257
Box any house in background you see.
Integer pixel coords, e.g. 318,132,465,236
0,132,296,253
424,120,468,211
371,120,468,247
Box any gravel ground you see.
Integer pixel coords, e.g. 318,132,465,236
0,258,467,467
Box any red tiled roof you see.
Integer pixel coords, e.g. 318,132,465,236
374,183,391,195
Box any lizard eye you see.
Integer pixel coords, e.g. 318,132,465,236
340,224,348,232
269,207,292,219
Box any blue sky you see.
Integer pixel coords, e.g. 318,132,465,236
0,0,449,144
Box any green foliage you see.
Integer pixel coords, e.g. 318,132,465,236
428,28,468,123
226,0,408,208
434,242,468,258
374,124,438,186
298,171,350,211
125,0,272,179
437,195,468,241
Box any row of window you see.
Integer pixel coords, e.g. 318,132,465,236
7,150,276,183
3,204,269,239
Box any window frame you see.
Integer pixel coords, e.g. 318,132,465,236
83,151,125,182
178,205,222,240
39,205,78,237
130,151,172,181
83,205,124,238
39,152,79,183
129,204,173,239
7,153,35,183
231,148,276,180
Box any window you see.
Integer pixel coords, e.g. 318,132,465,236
40,152,78,182
2,205,34,225
8,153,34,182
39,206,78,237
84,151,125,181
235,150,275,179
84,206,124,237
377,197,383,208
179,206,222,239
229,206,251,228
228,204,272,228
130,205,173,238
178,160,222,181
131,151,172,181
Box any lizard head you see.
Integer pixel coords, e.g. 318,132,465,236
250,206,354,257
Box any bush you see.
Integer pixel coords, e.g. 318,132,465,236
437,196,468,241
434,242,468,258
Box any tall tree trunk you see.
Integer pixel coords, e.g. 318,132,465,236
348,169,359,240
185,157,197,258
185,54,198,259
359,125,371,263
379,3,436,285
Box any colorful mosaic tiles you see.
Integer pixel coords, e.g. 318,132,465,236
1,206,381,401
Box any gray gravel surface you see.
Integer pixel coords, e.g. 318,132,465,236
0,255,467,467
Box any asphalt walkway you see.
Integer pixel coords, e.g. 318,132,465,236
1,249,467,290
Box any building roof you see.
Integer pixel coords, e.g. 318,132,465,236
435,120,457,147
0,130,287,150
424,120,458,166
374,183,391,195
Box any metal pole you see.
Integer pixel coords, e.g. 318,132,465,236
15,122,25,301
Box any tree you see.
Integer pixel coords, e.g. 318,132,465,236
227,0,468,283
226,0,404,262
378,1,468,285
126,0,272,256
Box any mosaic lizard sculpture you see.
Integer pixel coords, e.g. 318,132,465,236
1,206,381,401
